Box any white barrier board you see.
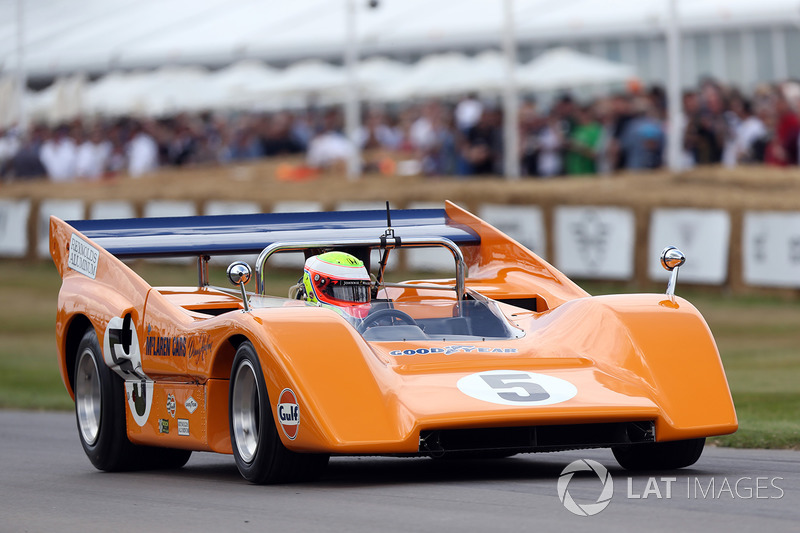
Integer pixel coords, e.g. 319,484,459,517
143,201,196,218
0,199,31,257
479,204,546,258
205,201,261,216
204,201,262,266
554,206,635,280
90,201,135,220
743,211,800,288
143,201,196,264
268,201,323,270
648,208,730,284
405,201,453,273
38,199,84,258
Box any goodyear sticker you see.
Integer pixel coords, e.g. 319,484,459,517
159,419,169,434
390,345,518,356
185,396,198,414
277,389,299,440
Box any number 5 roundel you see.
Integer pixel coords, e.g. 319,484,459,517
457,370,577,406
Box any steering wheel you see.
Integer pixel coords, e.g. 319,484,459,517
357,309,418,333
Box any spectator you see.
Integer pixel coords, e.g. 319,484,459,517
126,121,159,177
731,98,767,164
565,106,602,175
461,108,501,175
455,93,483,133
306,110,355,170
765,92,800,166
75,126,112,180
40,126,78,182
620,98,665,170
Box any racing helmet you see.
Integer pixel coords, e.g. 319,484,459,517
303,251,371,318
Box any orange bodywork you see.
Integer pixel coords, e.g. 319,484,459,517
50,202,737,456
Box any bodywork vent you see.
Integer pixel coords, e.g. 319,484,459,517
419,421,655,454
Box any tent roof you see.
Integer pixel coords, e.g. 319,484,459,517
2,0,800,77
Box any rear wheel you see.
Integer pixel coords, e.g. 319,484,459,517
74,327,191,471
613,438,705,470
229,341,329,484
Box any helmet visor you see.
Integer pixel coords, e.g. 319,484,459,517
318,278,371,304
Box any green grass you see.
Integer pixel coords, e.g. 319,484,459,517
2,261,798,449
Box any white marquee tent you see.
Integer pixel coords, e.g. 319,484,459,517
2,0,800,78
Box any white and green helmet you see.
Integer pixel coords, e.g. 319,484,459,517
303,251,371,318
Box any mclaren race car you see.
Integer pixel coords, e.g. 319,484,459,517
50,201,737,483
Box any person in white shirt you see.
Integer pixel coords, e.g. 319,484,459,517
455,93,483,133
127,122,159,177
40,127,78,182
733,99,767,164
76,127,112,180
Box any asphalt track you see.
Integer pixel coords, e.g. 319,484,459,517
1,411,798,533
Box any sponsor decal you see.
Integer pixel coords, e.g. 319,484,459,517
390,345,518,356
184,396,198,414
277,388,299,440
177,419,190,436
166,394,176,418
145,326,212,362
104,315,153,427
104,315,145,379
186,333,212,364
125,379,154,427
159,419,170,434
67,233,99,279
457,370,577,406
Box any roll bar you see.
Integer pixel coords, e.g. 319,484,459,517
254,237,467,300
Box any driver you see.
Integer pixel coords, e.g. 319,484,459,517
301,251,372,319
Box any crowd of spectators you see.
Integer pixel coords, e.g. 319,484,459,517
1,78,799,182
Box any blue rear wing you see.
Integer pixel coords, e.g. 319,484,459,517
68,209,480,259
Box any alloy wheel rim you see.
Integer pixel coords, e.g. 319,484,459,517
232,359,260,463
75,349,102,445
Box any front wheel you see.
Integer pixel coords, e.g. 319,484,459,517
229,341,329,484
612,438,705,470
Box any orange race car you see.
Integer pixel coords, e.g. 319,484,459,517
50,201,737,484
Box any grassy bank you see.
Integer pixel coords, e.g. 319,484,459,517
2,260,798,449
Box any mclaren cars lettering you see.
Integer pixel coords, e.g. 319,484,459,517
457,370,578,407
145,326,211,362
277,389,299,440
389,346,518,356
177,419,190,436
67,234,99,279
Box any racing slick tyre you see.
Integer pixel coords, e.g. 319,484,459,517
229,341,329,484
612,437,705,470
74,327,191,471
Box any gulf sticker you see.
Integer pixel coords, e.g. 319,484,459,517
277,388,299,440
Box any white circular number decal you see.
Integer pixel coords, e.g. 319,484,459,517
457,370,577,406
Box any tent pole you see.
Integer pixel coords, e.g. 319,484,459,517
666,0,683,172
16,0,27,130
501,0,520,179
344,0,361,180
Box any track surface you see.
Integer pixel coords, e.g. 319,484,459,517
2,410,798,533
